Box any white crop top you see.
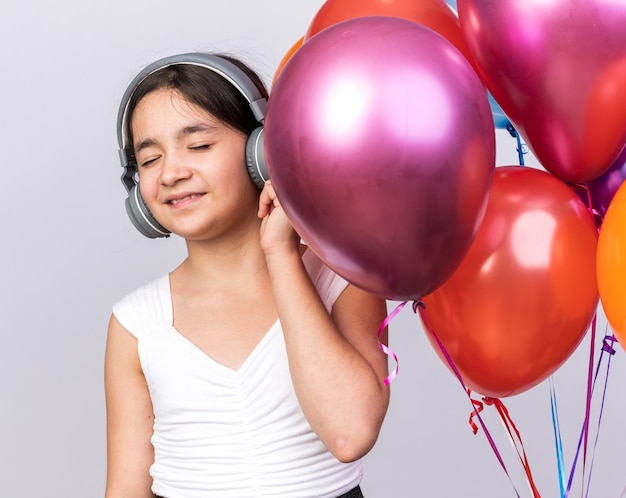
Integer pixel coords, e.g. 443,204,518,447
112,250,362,498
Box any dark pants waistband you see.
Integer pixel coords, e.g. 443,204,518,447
338,484,364,498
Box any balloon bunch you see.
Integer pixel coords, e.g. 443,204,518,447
264,0,626,494
266,0,626,390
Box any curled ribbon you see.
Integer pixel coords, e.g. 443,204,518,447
467,390,541,498
467,388,484,435
378,301,405,386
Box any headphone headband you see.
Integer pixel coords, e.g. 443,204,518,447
117,52,267,172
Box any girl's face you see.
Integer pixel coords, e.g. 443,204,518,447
131,88,259,241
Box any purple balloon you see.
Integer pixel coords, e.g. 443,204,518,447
587,145,626,219
265,16,495,300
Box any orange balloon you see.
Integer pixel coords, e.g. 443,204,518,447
597,180,626,349
421,166,599,398
273,37,304,86
304,0,476,67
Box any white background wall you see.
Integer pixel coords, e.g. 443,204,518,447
0,1,624,496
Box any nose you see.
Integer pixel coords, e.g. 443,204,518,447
159,150,192,186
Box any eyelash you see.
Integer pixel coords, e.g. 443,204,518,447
138,144,211,167
139,157,158,168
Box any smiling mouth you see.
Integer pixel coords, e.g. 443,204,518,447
168,194,203,205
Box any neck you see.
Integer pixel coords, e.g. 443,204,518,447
175,228,268,287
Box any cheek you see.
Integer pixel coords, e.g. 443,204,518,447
217,148,255,189
223,164,261,210
137,172,158,202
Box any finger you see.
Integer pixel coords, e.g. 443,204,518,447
263,181,277,200
258,187,274,218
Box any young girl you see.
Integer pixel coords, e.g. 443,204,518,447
104,52,390,498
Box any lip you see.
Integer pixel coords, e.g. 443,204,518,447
164,192,205,207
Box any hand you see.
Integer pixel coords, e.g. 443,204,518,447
258,180,300,256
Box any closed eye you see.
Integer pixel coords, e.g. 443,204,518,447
190,143,211,151
139,155,160,168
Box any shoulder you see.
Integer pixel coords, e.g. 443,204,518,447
112,274,172,339
302,248,349,312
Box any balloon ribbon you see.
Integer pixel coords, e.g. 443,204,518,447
506,124,528,166
570,182,603,228
561,316,617,497
553,184,606,497
583,334,617,498
484,395,541,497
550,376,566,498
416,300,538,498
378,301,405,386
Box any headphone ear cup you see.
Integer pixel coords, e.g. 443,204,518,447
125,184,171,239
245,126,268,189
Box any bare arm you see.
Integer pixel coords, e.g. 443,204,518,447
259,182,390,463
104,314,156,498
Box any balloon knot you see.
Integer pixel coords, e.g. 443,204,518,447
602,335,618,355
412,300,426,313
482,396,498,406
506,123,518,138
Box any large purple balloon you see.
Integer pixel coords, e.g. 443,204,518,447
264,16,495,300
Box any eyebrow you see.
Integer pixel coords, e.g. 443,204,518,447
134,123,218,155
134,138,157,155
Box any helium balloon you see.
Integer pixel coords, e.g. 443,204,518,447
265,16,495,301
421,166,599,397
597,180,626,349
457,0,626,184
305,0,474,67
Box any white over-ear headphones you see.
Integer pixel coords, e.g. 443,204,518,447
116,53,269,238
